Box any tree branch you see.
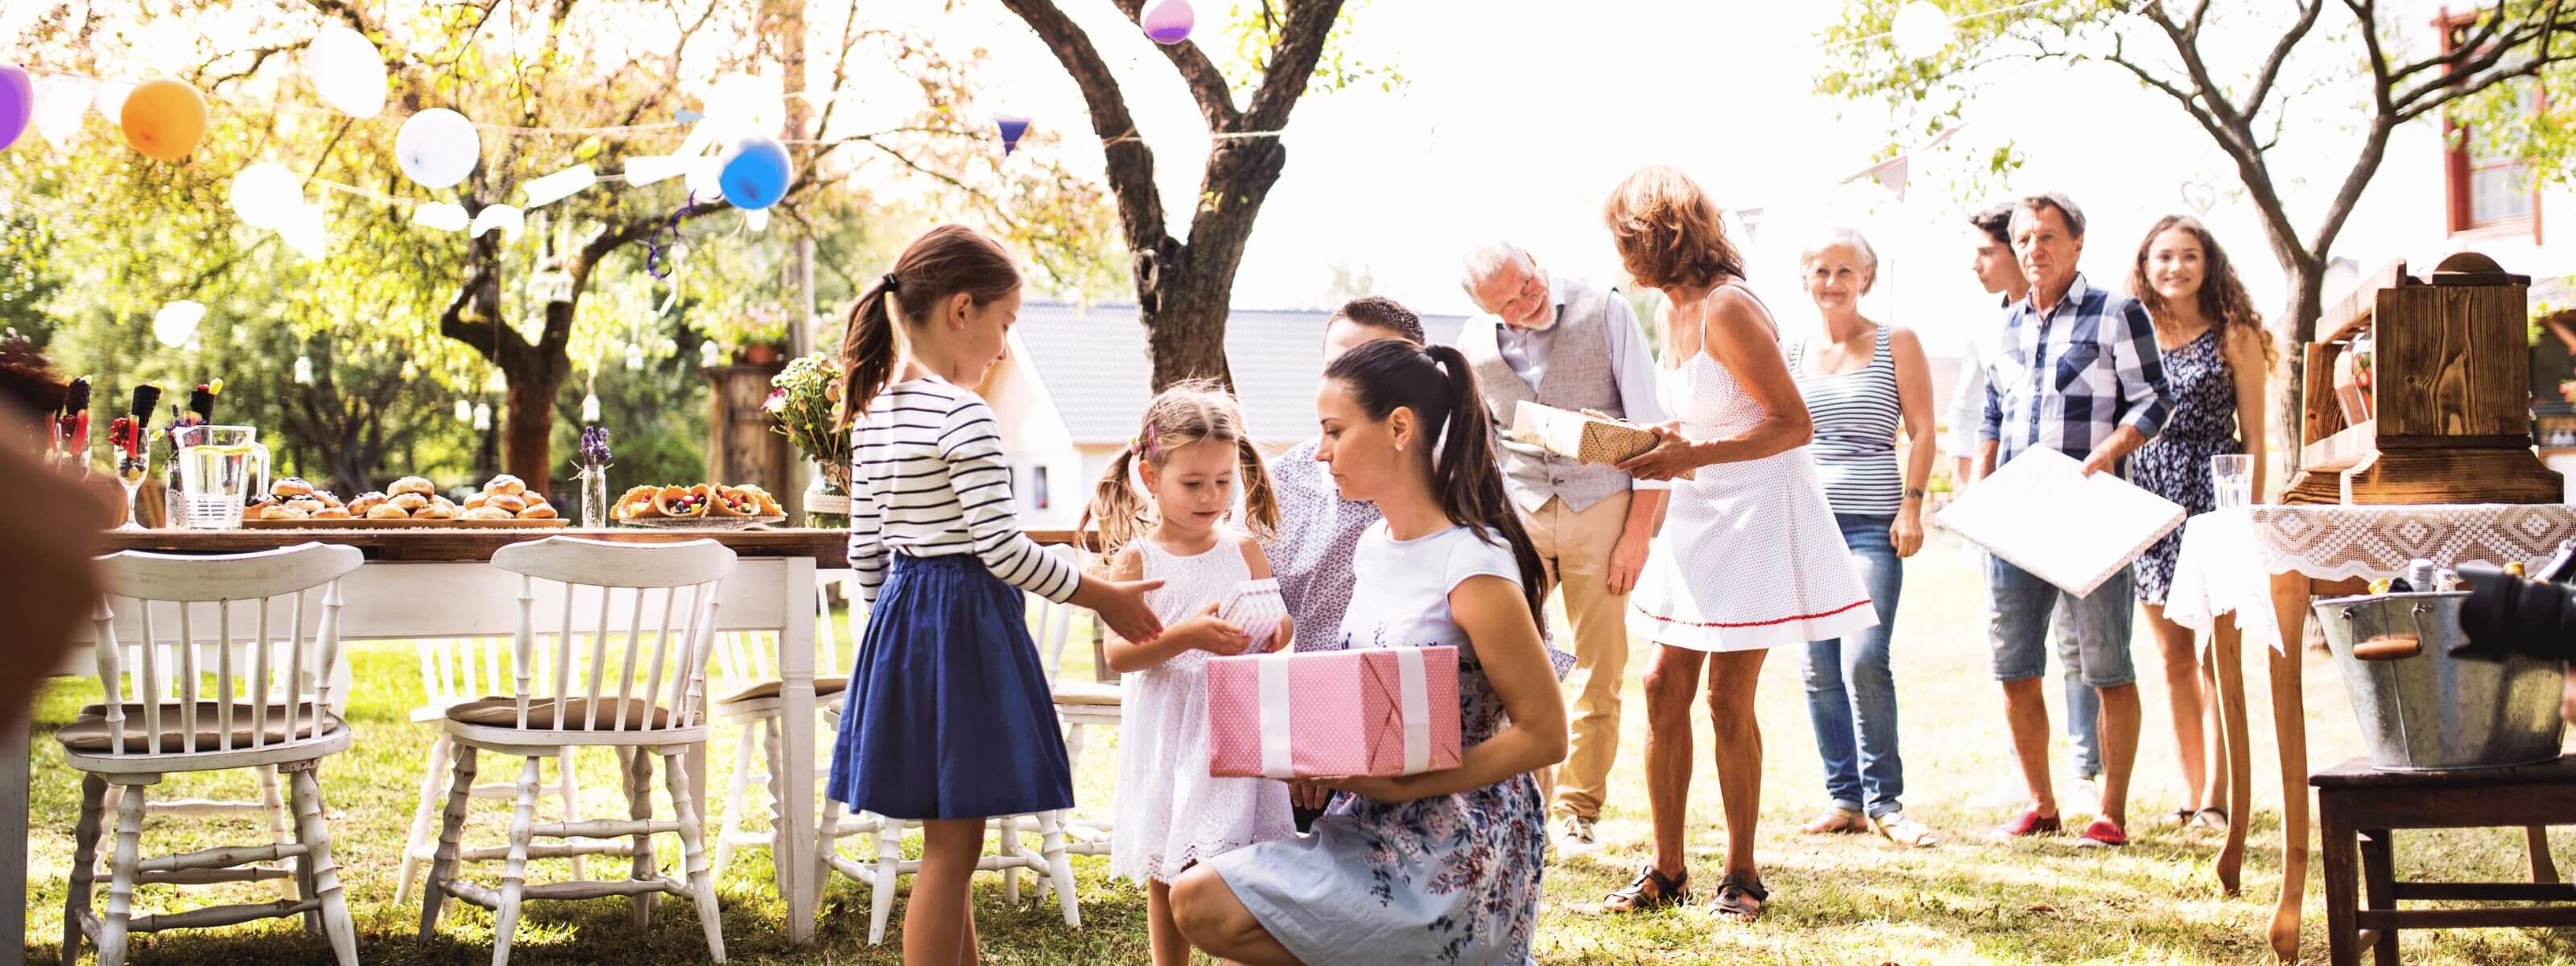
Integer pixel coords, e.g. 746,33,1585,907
1241,0,1348,133
2243,0,2324,118
2388,0,2515,87
999,0,1172,256
1107,0,1242,130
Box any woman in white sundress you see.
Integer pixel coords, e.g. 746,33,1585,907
1597,165,1876,924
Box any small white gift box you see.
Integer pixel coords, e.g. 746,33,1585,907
1217,577,1287,652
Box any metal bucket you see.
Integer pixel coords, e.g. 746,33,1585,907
2314,591,2566,770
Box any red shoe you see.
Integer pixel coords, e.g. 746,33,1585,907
2074,818,2128,848
1990,809,2062,840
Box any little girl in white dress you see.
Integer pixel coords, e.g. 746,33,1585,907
1080,382,1294,966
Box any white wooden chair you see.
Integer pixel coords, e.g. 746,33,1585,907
419,537,733,965
811,546,1090,944
392,634,609,904
1038,547,1119,861
706,570,856,881
64,543,366,966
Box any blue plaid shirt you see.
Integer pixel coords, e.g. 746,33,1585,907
1979,274,2173,466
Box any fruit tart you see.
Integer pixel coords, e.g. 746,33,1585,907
651,485,712,518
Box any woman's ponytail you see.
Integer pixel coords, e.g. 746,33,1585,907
1422,345,1548,628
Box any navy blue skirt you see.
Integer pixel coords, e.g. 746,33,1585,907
826,552,1075,820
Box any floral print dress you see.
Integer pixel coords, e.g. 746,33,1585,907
2131,326,2240,605
1206,523,1547,965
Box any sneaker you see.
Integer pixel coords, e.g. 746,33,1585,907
1871,811,1941,848
2064,775,2103,819
1991,809,2062,840
1554,815,1600,856
2074,818,2128,848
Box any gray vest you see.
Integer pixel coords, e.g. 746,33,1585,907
1460,279,1631,514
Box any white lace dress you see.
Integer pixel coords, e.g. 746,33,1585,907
1631,284,1880,651
1109,534,1296,885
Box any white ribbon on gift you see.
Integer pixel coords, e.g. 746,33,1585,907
1254,646,1433,779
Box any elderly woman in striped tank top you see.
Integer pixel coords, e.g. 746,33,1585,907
1785,228,1940,848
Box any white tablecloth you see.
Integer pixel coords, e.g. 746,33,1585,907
2164,503,2576,652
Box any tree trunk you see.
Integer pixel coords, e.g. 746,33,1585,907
2273,261,2326,477
500,299,577,494
1141,256,1238,392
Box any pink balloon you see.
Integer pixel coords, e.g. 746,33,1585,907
0,65,31,152
1141,0,1193,45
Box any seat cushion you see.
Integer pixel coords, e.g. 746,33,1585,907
60,701,341,753
444,696,696,730
1051,680,1122,707
716,677,849,705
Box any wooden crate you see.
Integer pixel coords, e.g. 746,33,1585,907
2285,255,2563,506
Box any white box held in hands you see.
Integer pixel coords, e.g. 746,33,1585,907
1508,400,1693,480
1217,577,1288,652
1934,446,2186,598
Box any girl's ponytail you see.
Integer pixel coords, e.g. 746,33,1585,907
837,279,899,430
1079,445,1151,556
1235,435,1281,541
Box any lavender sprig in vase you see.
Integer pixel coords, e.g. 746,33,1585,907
575,426,614,528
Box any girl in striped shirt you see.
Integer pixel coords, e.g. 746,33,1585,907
826,224,1164,964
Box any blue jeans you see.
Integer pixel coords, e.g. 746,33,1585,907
1802,513,1905,816
2055,602,2103,778
1989,555,2138,686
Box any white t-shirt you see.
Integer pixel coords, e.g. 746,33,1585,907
1336,522,1525,654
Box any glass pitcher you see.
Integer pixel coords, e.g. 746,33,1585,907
170,425,270,530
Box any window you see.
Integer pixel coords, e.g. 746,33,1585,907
2442,11,2541,236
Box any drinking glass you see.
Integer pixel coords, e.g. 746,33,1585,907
114,453,150,530
2211,453,2255,510
170,425,270,530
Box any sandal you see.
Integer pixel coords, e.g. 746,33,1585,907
2194,807,2230,831
1798,807,1867,835
1708,873,1768,923
2168,807,2198,828
1601,865,1690,913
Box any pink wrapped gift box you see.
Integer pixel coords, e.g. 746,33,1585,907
1205,646,1463,779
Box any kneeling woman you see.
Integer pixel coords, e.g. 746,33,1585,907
1170,337,1570,965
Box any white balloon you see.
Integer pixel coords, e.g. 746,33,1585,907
1893,1,1954,60
305,27,388,119
279,204,330,260
521,163,597,208
32,75,93,147
467,203,523,240
742,208,770,232
153,300,205,349
92,79,132,122
394,108,480,189
411,201,470,232
228,163,304,230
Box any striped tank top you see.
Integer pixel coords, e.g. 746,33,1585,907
1789,325,1903,516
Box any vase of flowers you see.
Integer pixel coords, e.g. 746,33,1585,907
769,352,852,528
575,425,613,528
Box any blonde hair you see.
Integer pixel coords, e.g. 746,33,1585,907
1603,165,1745,291
1077,380,1280,555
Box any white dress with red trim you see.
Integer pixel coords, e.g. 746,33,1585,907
1632,334,1878,652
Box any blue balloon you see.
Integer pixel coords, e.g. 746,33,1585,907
717,136,792,210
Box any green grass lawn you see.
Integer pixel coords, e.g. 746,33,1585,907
22,532,2576,964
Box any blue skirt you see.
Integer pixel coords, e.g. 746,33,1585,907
825,552,1075,820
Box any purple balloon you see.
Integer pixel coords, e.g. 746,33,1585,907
0,65,31,152
1141,0,1194,45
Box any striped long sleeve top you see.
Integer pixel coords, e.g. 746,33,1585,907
845,378,1080,607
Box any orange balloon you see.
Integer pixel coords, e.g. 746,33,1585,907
119,76,207,162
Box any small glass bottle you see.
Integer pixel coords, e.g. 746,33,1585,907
578,466,609,528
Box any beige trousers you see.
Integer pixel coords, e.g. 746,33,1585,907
1524,490,1634,824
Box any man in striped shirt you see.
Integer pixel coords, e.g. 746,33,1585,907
1975,193,2173,848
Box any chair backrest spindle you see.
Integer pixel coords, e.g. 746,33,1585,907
88,544,364,762
489,538,734,737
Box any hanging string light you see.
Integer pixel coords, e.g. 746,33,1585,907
471,401,491,430
453,398,473,423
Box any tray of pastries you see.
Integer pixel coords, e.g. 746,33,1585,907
613,483,786,530
242,475,570,528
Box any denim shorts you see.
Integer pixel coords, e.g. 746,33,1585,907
1987,554,2136,688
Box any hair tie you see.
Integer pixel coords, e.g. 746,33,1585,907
881,272,901,292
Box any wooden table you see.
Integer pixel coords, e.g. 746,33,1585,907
6,527,851,964
2165,505,2576,963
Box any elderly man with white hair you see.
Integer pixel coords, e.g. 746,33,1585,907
1455,242,1670,854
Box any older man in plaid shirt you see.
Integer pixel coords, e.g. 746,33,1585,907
1974,193,2173,849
